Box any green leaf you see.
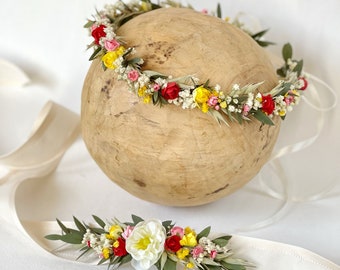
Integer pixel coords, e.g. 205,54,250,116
252,110,275,126
202,264,221,270
197,226,211,240
164,258,177,270
118,254,132,266
251,29,269,39
162,220,173,230
56,218,70,234
83,20,94,28
203,79,210,88
212,235,232,247
89,227,106,234
89,46,102,61
220,261,246,270
293,59,303,77
73,216,86,233
131,214,144,225
127,57,142,66
276,66,287,78
282,43,293,62
44,234,62,241
160,252,168,270
59,232,84,244
256,40,275,47
216,3,222,18
92,215,106,228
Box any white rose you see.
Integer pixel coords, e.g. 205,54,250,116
126,219,166,270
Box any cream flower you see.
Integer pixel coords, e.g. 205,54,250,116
126,219,166,270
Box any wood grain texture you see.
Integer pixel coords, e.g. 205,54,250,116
81,8,281,206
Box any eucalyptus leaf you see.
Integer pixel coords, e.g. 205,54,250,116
212,235,232,247
59,233,84,244
56,218,70,234
220,261,246,270
44,234,62,241
282,43,293,62
216,3,222,18
131,214,144,225
92,215,106,228
73,216,86,233
163,258,176,270
118,254,132,266
160,252,168,270
89,46,102,61
197,226,211,240
293,59,303,77
252,110,274,126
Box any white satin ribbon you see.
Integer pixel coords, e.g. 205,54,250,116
238,71,338,232
0,100,80,237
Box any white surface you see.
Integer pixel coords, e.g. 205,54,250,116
1,0,339,269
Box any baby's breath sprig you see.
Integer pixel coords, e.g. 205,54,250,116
84,0,308,126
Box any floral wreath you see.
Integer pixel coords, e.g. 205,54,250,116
84,0,308,126
46,215,253,270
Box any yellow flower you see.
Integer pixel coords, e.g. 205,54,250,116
279,109,286,117
138,86,147,97
141,1,152,11
102,51,118,69
101,46,126,69
186,262,195,269
102,247,110,259
107,224,123,240
220,100,227,109
290,89,300,97
184,227,196,236
201,103,209,113
116,45,126,57
180,228,197,247
113,240,120,248
143,95,152,104
194,86,210,104
176,248,190,260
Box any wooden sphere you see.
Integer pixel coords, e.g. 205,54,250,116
81,8,281,206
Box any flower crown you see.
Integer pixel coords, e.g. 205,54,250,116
84,0,308,126
46,215,252,270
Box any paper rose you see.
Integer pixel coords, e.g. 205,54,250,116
125,219,166,270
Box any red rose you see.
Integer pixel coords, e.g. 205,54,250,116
113,237,128,257
161,82,180,100
92,24,106,45
298,77,308,90
261,94,275,115
165,235,182,252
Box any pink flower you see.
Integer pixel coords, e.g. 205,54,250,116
128,70,139,82
214,105,220,111
284,95,294,105
153,84,160,91
104,39,120,51
192,245,204,259
242,104,251,115
201,9,208,14
207,96,218,107
210,250,217,259
122,225,134,239
170,226,184,237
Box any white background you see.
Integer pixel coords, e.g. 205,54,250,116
0,0,339,269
